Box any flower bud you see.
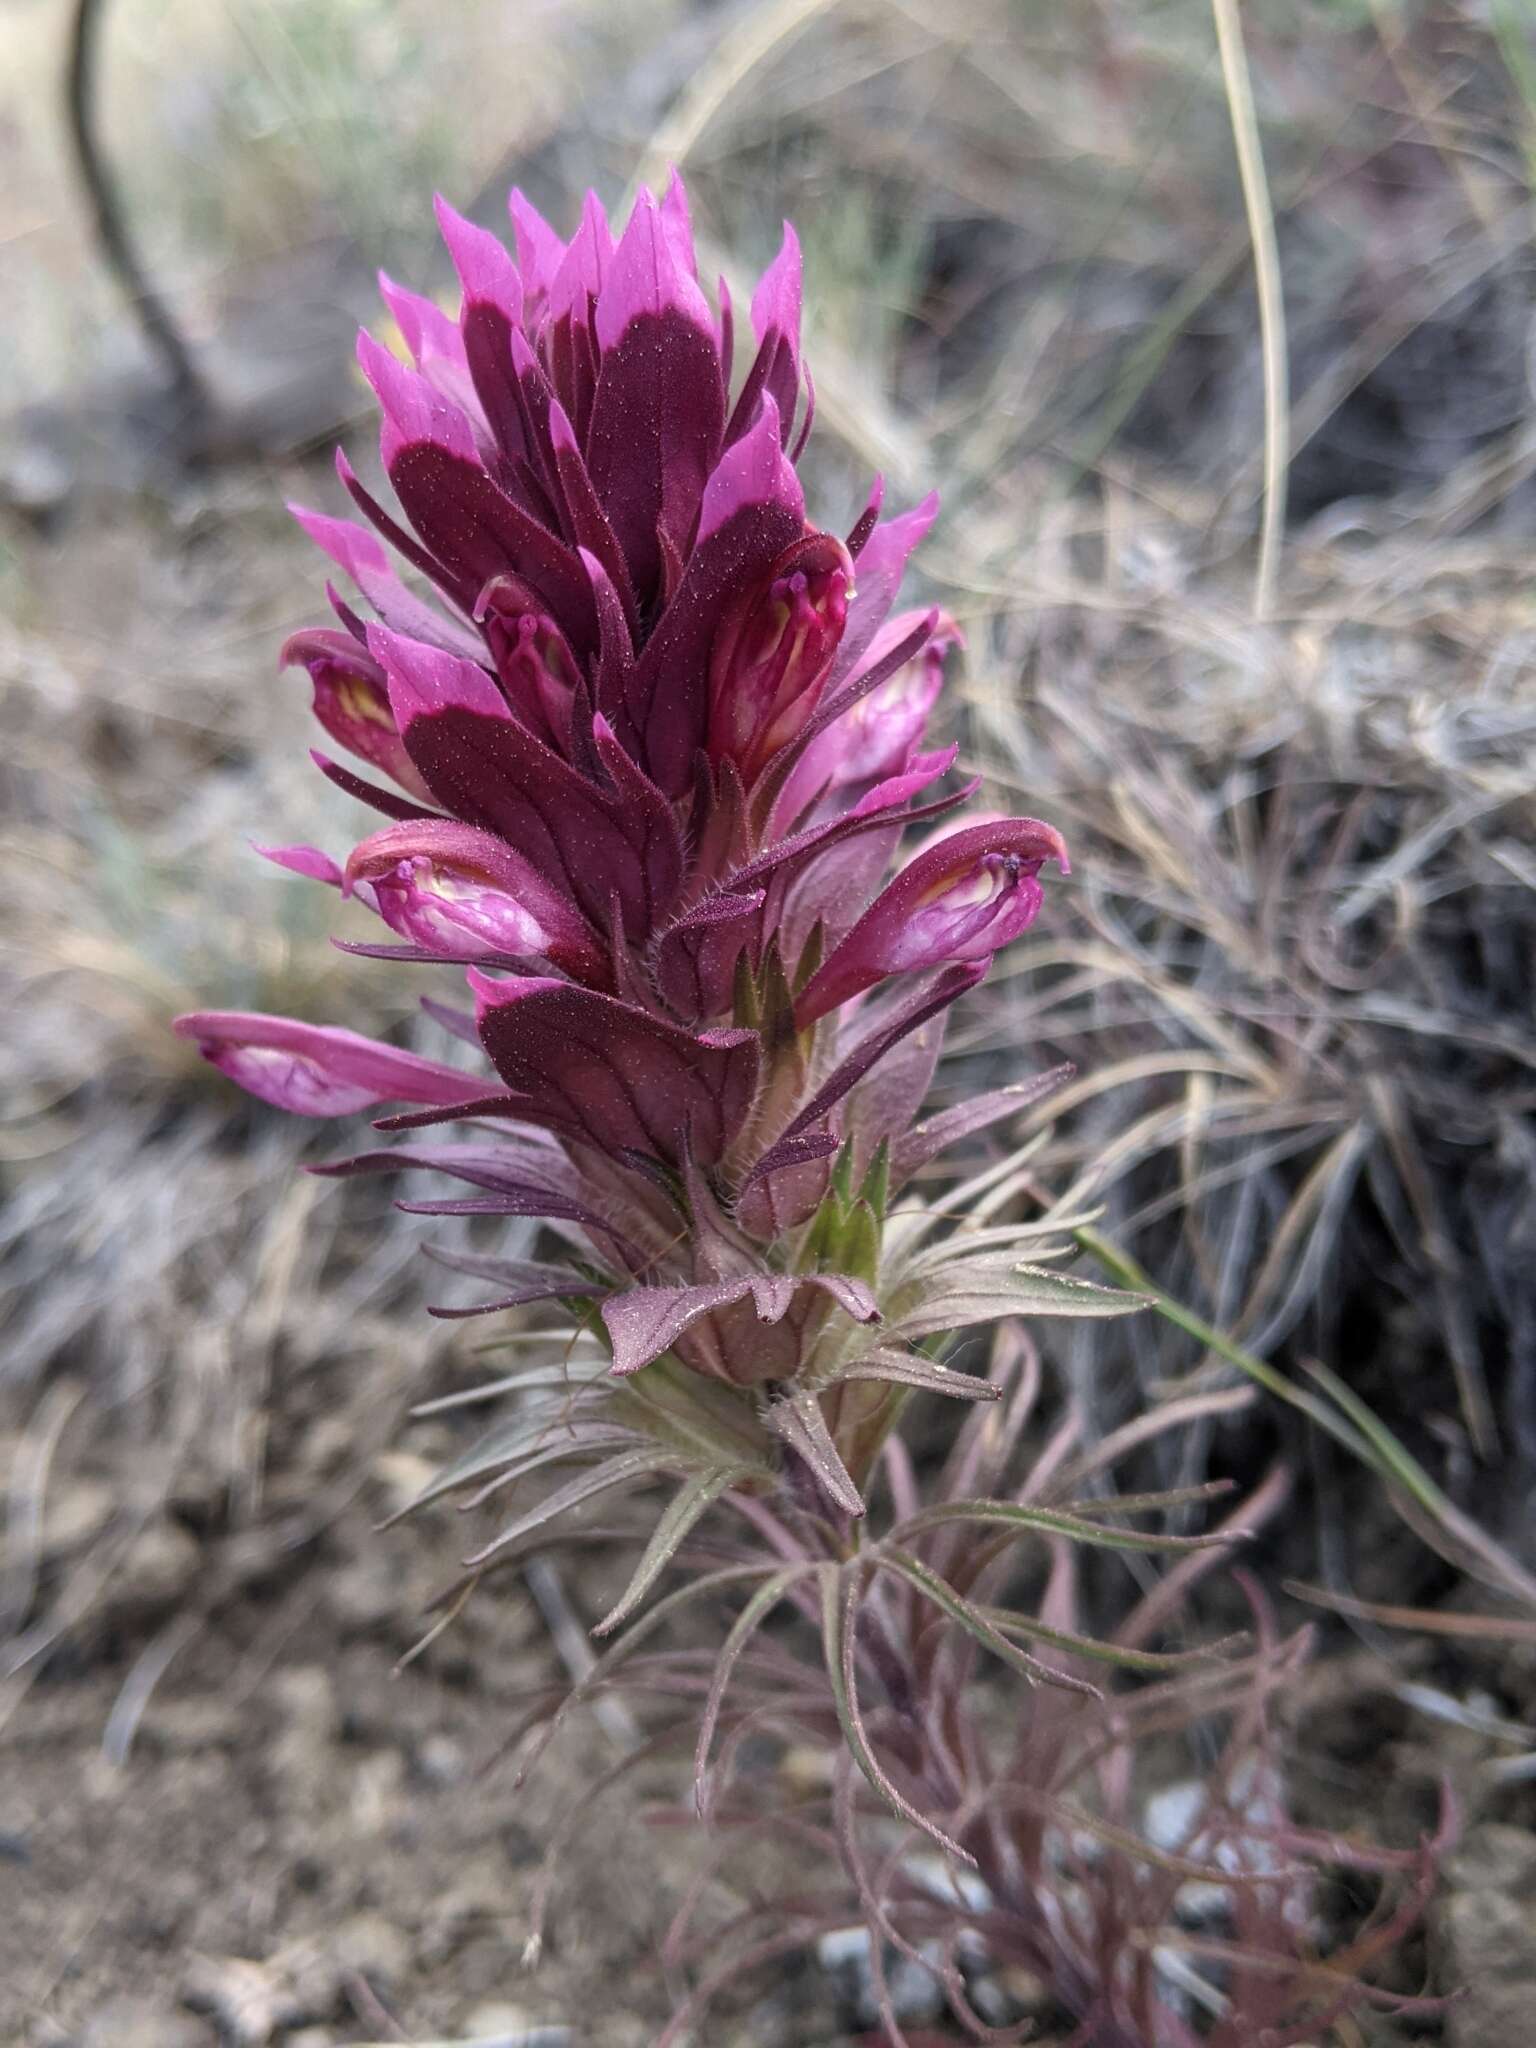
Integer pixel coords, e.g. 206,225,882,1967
796,818,1069,1025
776,611,958,825
708,533,853,780
281,628,435,802
344,820,608,982
171,1012,475,1117
475,579,578,750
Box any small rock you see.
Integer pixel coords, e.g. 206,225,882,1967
463,2003,534,2037
121,1518,202,1606
42,1480,116,1558
371,1448,439,1517
415,1731,468,1786
81,1995,211,2048
996,1965,1053,2014
268,1665,339,1791
147,1696,240,1752
1435,1822,1536,2048
331,1909,411,1986
815,1925,943,2027
183,1954,308,2045
1447,1822,1536,1899
323,1552,403,1633
348,1749,407,1835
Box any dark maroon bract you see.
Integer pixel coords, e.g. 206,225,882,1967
175,173,1068,1518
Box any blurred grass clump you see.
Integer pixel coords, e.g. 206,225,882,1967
2,0,1535,1640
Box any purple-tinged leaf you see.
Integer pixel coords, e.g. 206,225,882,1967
287,506,483,657
463,1449,675,1568
773,965,985,1154
308,1138,570,1196
694,1564,812,1812
819,1565,974,1863
371,1092,528,1131
652,889,765,1021
592,1464,760,1636
891,1496,1235,1555
766,1392,865,1518
891,1261,1146,1342
422,1244,602,1318
832,1348,1003,1402
471,973,760,1170
433,194,527,461
874,1548,1103,1699
587,187,725,605
626,398,806,795
396,1414,640,1522
733,1133,836,1240
422,1242,602,1293
309,747,444,824
372,628,676,939
602,1271,878,1378
738,1129,840,1188
891,1066,1075,1183
311,1134,645,1260
427,1283,593,1321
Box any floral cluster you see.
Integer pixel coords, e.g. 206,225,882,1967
173,175,1444,2040
175,173,1079,1602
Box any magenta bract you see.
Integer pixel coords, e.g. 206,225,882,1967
174,172,1067,1406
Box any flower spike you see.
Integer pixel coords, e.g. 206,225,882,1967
181,173,1069,1546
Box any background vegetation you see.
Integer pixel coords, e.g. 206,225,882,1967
3,2,1535,2042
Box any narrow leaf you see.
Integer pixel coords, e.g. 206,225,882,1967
509,1562,787,1794
893,1262,1147,1341
833,1348,1001,1403
875,1548,1102,1699
765,1391,866,1518
593,1464,759,1635
694,1565,812,1811
893,1498,1240,1555
463,1450,675,1566
819,1564,974,1866
974,1600,1244,1673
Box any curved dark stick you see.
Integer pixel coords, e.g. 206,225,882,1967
65,0,211,415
